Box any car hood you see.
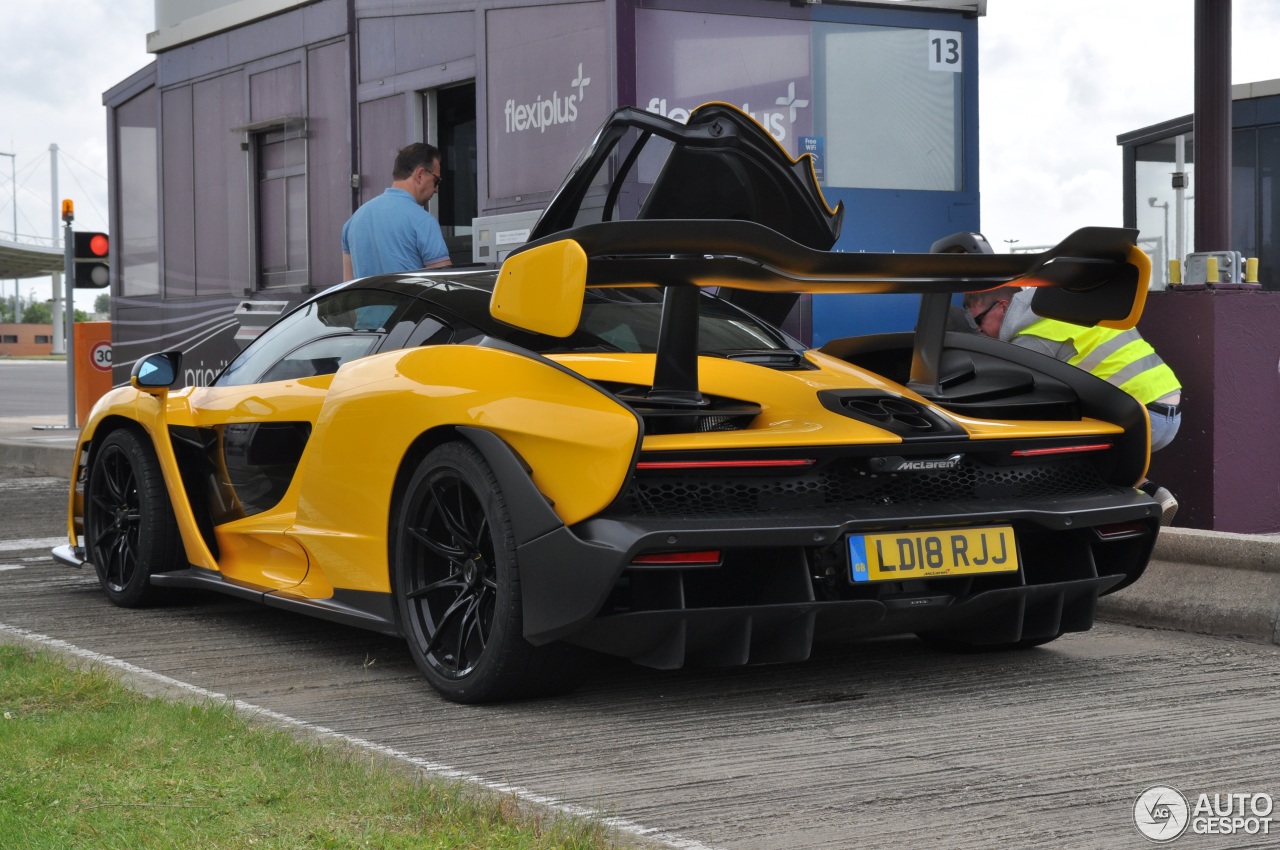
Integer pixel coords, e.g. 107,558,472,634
527,103,844,251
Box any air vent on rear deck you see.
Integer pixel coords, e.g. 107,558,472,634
818,391,961,440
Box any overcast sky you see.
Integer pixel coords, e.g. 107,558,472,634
3,0,1280,308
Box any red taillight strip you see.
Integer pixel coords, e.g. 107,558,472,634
631,550,723,565
635,459,816,470
1010,443,1112,457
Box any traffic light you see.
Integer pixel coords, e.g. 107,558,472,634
74,231,110,289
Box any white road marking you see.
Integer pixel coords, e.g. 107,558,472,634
0,622,718,850
0,476,66,489
0,565,23,572
0,537,64,553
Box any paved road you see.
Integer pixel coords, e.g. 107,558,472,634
0,360,67,418
4,475,1279,849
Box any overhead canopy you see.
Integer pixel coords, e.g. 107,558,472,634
0,238,63,279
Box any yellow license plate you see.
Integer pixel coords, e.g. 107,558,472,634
848,526,1019,582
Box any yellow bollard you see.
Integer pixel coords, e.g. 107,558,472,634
1168,259,1182,285
1246,257,1259,284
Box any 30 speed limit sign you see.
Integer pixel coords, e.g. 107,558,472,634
90,340,113,372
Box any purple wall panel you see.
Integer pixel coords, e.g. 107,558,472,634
161,86,196,297
357,17,396,83
251,62,303,121
358,94,406,206
358,12,474,84
1143,290,1280,532
635,8,812,157
485,2,608,199
393,12,473,77
227,8,306,68
192,72,248,296
308,40,350,289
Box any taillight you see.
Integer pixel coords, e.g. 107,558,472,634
1011,443,1112,457
635,459,815,470
1094,522,1148,540
630,550,723,567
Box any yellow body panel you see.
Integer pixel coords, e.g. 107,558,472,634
491,239,587,337
557,350,1125,454
73,385,221,573
285,344,640,595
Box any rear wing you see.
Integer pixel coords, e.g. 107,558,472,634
493,220,1150,403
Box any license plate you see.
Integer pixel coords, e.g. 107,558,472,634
848,526,1019,583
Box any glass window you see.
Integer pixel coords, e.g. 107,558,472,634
116,87,160,297
1258,125,1280,292
814,23,962,191
258,335,380,383
1135,135,1195,287
216,288,416,386
256,126,308,289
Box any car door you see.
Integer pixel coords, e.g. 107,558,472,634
178,286,422,589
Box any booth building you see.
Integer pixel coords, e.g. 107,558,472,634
103,0,984,385
1117,79,1280,533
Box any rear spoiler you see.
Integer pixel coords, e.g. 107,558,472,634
495,220,1150,403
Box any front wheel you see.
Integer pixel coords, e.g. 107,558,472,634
84,428,184,607
392,441,586,703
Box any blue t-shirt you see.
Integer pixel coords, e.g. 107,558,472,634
340,188,450,278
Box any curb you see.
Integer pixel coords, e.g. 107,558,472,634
1097,527,1280,645
0,439,75,479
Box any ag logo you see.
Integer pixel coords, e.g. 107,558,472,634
1134,785,1190,842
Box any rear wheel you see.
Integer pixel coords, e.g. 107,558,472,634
393,441,586,703
84,428,184,607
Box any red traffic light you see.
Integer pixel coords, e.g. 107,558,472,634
73,231,111,289
73,231,111,260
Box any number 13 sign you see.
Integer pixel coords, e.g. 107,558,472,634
928,30,962,72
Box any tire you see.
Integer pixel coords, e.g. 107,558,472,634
393,441,587,703
84,428,184,607
916,632,1062,653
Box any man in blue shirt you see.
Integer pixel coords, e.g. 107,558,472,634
341,143,452,279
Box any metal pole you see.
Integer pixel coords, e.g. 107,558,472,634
1193,0,1231,252
1175,134,1187,264
63,215,76,427
51,144,65,355
0,151,14,323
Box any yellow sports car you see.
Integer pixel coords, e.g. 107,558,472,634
55,104,1161,703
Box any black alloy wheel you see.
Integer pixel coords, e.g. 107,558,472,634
393,441,585,703
85,428,183,607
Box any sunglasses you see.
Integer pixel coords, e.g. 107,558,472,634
971,299,1004,327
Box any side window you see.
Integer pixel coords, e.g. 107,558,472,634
404,316,453,348
216,288,417,386
258,335,381,383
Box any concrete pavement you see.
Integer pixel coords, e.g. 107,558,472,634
3,415,1277,648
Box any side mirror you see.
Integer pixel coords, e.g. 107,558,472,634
131,351,182,394
490,239,587,338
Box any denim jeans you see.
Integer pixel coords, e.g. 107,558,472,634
1150,409,1181,453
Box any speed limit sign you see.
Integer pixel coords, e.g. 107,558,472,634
90,340,113,372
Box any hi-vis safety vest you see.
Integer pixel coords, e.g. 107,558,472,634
1019,319,1181,405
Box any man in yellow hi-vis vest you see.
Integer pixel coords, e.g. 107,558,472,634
963,286,1181,525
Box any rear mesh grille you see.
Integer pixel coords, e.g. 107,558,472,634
615,457,1111,518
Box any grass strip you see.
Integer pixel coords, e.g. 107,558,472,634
0,645,617,850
